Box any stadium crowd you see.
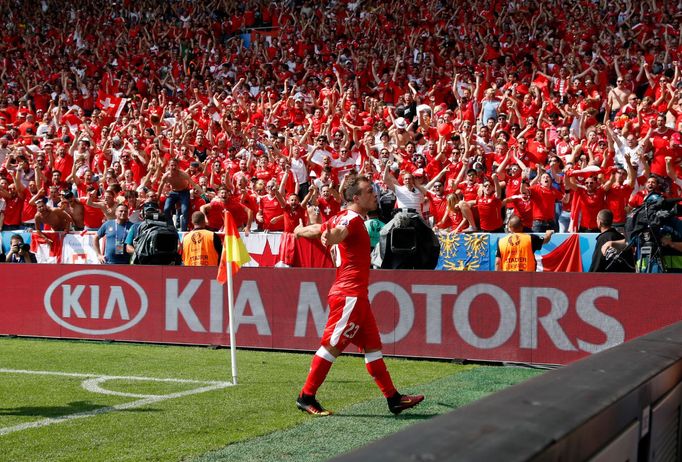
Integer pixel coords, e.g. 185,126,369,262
1,0,681,254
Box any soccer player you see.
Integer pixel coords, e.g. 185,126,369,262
293,176,424,416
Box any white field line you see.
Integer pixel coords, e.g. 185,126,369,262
0,368,233,436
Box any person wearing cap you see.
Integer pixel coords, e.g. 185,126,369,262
390,117,413,149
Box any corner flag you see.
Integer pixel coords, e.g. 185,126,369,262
216,211,251,284
215,211,251,385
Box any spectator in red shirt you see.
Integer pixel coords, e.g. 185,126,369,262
565,174,606,232
473,174,505,233
528,172,564,232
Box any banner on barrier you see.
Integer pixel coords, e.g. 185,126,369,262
0,231,600,271
0,265,679,365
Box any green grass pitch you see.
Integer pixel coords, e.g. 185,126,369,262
0,337,543,461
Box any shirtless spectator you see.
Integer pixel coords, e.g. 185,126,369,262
86,188,118,221
159,158,204,231
606,76,633,121
34,198,72,244
60,191,86,231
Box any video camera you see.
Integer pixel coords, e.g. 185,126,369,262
625,193,682,272
143,203,163,221
625,194,681,242
373,210,440,269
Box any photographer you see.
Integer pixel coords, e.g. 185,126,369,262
5,234,37,263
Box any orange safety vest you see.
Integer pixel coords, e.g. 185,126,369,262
498,233,536,271
182,229,219,266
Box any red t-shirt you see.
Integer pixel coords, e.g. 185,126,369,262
317,196,341,222
80,198,106,229
606,183,634,224
225,196,249,229
282,204,307,233
427,192,448,226
458,181,480,201
322,210,370,297
529,184,563,221
53,154,74,179
504,176,523,208
205,198,227,230
509,197,534,229
20,189,36,223
476,195,504,231
4,192,25,226
259,195,284,231
573,187,606,230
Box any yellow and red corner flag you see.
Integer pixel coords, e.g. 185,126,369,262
216,211,251,284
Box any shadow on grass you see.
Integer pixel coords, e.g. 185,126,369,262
0,401,163,417
0,401,108,417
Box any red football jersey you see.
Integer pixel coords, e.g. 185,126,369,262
322,210,370,298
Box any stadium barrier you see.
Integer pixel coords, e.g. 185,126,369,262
329,321,682,462
3,230,599,271
0,265,679,365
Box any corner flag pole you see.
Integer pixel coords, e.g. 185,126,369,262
216,210,251,386
226,260,238,385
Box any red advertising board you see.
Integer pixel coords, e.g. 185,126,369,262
1,265,679,365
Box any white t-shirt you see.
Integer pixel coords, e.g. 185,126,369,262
614,135,646,177
290,157,309,184
393,184,424,215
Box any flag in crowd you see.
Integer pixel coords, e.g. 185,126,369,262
95,93,128,118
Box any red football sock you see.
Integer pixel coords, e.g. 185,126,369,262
301,348,335,396
365,353,397,398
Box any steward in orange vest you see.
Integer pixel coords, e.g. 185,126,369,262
496,215,553,271
182,211,223,266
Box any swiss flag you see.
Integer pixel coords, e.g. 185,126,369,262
96,93,128,118
61,113,83,135
30,231,63,263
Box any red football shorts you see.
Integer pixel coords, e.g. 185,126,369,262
321,294,382,352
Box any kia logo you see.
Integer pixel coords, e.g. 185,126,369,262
44,270,148,335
